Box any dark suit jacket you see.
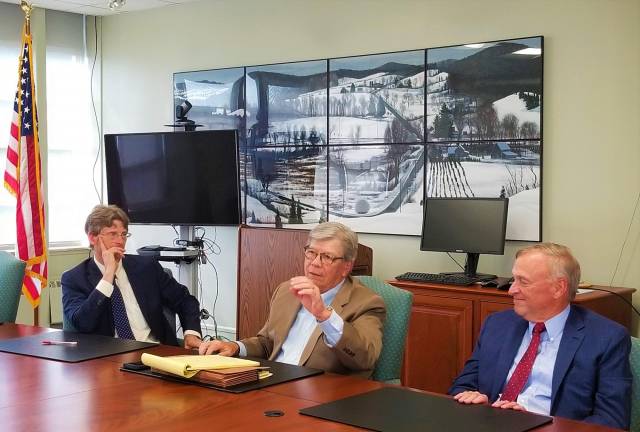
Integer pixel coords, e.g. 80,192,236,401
241,276,386,378
449,305,631,429
61,255,201,346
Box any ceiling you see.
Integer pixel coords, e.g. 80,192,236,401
0,0,201,16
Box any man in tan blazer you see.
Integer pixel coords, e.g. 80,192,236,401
199,222,386,377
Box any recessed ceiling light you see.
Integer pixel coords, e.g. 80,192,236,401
108,0,127,11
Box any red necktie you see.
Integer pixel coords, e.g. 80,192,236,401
500,322,546,402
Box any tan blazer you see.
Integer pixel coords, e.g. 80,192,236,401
241,276,386,378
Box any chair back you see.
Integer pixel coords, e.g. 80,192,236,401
357,276,413,383
0,251,26,323
631,336,640,432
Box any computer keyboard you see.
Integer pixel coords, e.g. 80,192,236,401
394,272,480,286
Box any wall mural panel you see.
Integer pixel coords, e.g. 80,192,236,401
173,67,246,145
328,51,425,145
174,36,543,240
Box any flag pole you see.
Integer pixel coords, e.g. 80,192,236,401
21,0,31,34
21,0,39,327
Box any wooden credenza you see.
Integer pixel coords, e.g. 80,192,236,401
387,280,636,394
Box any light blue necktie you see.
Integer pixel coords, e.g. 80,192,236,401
111,279,135,340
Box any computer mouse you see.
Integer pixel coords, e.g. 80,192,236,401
497,278,514,291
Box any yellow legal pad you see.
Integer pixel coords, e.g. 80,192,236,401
141,353,260,378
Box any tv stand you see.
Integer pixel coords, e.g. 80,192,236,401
177,226,199,297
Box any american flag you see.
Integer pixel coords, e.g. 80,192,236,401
3,23,47,307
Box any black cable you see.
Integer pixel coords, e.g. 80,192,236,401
89,16,101,202
170,225,180,246
609,188,640,287
446,252,465,271
582,286,640,319
192,226,222,341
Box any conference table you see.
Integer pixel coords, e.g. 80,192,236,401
0,324,622,431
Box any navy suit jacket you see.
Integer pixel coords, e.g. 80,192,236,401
61,255,201,346
449,305,631,429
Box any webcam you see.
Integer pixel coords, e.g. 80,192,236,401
175,100,193,122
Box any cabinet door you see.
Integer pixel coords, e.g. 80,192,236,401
476,301,513,346
402,295,473,394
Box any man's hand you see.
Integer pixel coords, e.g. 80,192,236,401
289,276,330,321
198,340,240,356
492,399,527,411
183,334,201,350
99,237,124,280
453,391,489,405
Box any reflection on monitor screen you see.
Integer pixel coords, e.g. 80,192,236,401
420,197,509,278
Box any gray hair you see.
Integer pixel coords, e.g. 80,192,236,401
308,222,358,261
516,242,581,300
84,204,129,236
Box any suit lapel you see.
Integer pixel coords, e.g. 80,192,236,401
551,306,584,408
298,277,354,365
491,318,528,400
86,258,103,290
270,286,303,360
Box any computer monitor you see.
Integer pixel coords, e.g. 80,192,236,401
420,197,509,278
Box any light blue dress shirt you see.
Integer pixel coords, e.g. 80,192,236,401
503,305,571,415
237,280,345,365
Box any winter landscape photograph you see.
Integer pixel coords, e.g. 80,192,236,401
176,36,543,239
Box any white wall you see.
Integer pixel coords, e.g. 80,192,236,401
124,224,238,339
100,0,640,335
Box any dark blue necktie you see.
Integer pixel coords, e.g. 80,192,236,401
111,279,135,340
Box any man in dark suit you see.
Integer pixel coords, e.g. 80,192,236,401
198,222,386,377
449,243,631,429
62,205,202,348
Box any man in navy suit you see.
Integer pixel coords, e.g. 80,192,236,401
449,243,631,430
62,205,202,348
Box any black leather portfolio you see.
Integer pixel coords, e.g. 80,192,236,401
121,357,323,393
300,387,553,432
0,330,156,362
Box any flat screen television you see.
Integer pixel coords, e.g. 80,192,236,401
104,130,240,225
420,197,509,278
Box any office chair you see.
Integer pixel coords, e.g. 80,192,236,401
631,336,640,432
357,276,413,384
0,251,26,323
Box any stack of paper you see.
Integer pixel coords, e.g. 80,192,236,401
140,353,269,387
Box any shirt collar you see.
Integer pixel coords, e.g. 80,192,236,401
528,304,570,341
321,279,345,306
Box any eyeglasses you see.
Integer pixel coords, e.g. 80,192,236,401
304,246,344,265
100,231,132,240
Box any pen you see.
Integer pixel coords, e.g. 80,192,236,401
41,340,78,346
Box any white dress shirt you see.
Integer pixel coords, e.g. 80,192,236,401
503,305,571,415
